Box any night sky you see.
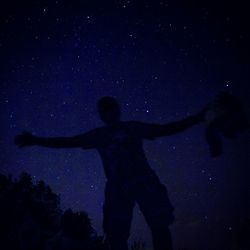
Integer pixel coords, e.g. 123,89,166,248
1,1,250,249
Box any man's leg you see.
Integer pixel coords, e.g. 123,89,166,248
103,182,135,250
136,175,174,250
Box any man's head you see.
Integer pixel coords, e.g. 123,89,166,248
97,96,121,125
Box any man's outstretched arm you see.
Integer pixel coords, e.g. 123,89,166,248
14,131,94,149
141,108,207,139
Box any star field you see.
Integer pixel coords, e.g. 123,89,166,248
0,1,250,249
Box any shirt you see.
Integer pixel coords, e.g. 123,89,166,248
78,121,157,182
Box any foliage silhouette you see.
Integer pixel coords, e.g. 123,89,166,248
0,172,108,250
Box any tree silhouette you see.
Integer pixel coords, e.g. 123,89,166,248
0,171,108,250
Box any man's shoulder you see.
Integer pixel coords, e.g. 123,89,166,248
121,120,148,132
124,120,148,128
82,126,104,136
123,120,141,126
88,121,145,132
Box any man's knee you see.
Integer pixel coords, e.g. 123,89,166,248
138,182,175,226
104,234,128,250
102,204,132,250
152,227,173,250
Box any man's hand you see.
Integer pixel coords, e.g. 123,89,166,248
15,131,36,147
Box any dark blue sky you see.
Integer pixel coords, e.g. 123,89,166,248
1,1,250,249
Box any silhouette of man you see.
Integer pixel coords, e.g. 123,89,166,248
15,96,206,250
